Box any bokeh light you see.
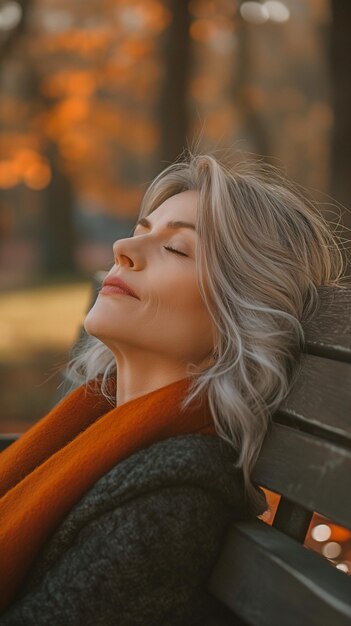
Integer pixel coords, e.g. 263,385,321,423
311,524,332,542
240,2,269,25
264,1,291,23
322,542,342,559
0,1,22,31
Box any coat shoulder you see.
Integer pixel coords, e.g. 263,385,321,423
2,435,261,626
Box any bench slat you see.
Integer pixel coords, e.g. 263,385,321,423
275,354,351,445
208,519,351,626
302,286,351,360
253,424,351,530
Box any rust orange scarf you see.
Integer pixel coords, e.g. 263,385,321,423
0,376,216,613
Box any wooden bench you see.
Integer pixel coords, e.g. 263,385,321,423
2,276,351,625
207,284,351,625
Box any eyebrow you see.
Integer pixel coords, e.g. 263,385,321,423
134,217,197,232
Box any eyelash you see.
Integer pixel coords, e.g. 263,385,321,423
164,246,188,257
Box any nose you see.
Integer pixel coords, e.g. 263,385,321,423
113,237,139,269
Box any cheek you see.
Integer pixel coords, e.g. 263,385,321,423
151,274,214,344
154,271,202,315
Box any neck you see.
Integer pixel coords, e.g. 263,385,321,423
114,358,192,406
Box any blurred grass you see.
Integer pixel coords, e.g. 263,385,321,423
0,280,91,432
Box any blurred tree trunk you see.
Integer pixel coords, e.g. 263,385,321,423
157,0,192,167
230,20,271,159
330,0,351,276
40,140,77,277
23,71,77,277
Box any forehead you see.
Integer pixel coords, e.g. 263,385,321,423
150,190,199,221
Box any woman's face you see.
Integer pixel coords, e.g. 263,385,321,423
84,190,216,370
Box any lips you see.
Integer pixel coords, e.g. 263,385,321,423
101,275,139,299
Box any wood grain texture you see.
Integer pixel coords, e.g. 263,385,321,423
275,353,351,445
302,285,351,360
252,424,351,530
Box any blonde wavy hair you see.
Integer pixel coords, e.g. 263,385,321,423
62,149,347,513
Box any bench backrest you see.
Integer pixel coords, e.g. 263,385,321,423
207,284,351,626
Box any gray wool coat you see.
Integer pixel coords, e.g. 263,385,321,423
0,433,265,626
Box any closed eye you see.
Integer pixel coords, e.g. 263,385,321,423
164,246,188,257
131,230,188,257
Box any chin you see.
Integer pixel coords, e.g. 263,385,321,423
83,310,100,337
83,311,116,344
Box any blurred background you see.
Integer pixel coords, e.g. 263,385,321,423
0,0,350,572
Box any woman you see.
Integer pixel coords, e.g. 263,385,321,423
0,151,346,625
